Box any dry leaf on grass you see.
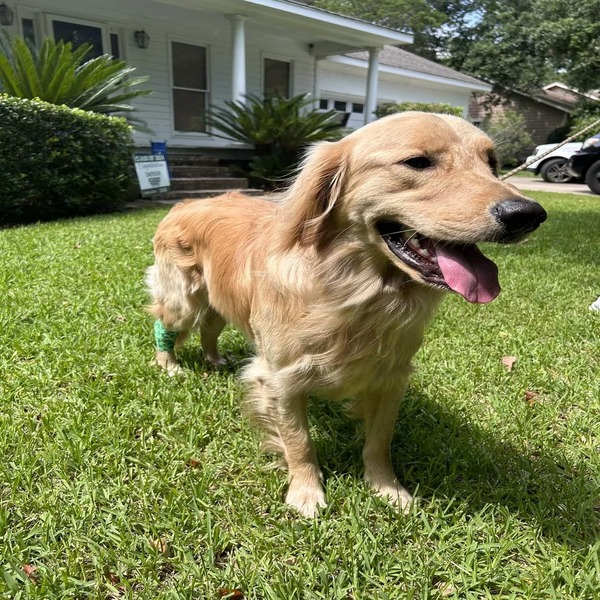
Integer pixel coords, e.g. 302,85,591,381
525,390,540,406
150,537,172,557
22,564,38,582
435,581,456,597
218,588,245,599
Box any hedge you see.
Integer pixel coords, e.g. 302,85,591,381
0,95,134,224
375,101,464,119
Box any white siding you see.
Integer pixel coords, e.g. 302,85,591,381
9,0,316,148
8,0,480,147
318,59,474,129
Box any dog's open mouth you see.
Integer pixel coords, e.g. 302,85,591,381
377,221,501,304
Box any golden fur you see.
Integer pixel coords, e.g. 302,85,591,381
147,112,545,516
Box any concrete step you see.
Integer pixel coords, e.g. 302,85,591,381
170,177,249,191
169,165,237,178
152,188,264,200
167,154,219,166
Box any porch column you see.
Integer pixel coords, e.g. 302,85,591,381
364,47,380,125
229,15,247,104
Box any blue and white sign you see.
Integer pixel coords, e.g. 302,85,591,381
133,153,171,197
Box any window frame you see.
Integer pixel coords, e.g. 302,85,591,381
168,36,211,137
261,52,293,99
16,6,43,48
45,13,111,58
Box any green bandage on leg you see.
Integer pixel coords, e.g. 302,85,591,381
154,320,179,352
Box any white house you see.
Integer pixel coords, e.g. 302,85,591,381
2,0,490,150
318,46,492,130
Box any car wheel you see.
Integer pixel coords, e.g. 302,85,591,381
540,158,573,183
584,160,600,194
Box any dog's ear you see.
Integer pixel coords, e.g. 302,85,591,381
282,140,347,247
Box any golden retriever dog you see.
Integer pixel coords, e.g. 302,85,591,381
147,112,546,517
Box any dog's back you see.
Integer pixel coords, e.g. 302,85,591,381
149,192,276,338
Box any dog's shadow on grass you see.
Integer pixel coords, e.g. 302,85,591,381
311,389,599,549
173,338,598,548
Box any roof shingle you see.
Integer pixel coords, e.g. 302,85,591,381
347,46,487,87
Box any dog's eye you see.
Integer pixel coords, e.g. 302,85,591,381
402,156,433,170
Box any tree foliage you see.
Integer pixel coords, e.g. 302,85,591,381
534,0,600,92
308,0,447,58
568,100,600,138
375,101,463,118
305,0,600,94
479,110,533,167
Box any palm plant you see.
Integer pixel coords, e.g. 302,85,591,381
206,92,345,189
0,35,151,130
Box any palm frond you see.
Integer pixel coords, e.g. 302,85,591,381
0,34,151,130
205,92,344,189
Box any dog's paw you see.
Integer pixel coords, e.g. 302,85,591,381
154,351,184,377
285,484,327,518
206,354,227,369
366,474,413,513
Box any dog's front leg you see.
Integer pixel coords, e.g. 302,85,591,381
361,378,413,512
278,395,326,517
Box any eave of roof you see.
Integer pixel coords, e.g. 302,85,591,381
325,47,490,92
345,46,489,89
239,0,413,45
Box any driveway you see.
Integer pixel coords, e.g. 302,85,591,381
505,176,597,196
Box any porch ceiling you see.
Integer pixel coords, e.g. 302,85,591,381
153,0,413,51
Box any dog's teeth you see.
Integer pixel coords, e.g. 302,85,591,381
411,238,421,249
419,248,430,257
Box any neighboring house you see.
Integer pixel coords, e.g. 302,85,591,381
2,0,488,151
318,46,491,130
469,83,600,147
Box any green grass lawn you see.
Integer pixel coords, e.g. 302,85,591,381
0,192,599,599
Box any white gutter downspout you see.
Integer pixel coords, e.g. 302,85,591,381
365,47,380,125
229,15,247,104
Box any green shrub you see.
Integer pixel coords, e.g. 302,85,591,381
375,101,464,119
568,100,600,139
546,123,571,144
0,94,133,224
206,93,344,190
479,110,533,168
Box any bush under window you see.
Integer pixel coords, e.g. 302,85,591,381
375,102,464,119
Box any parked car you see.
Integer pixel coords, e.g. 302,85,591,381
525,141,582,183
566,133,600,194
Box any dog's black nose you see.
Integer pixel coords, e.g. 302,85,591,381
491,198,547,240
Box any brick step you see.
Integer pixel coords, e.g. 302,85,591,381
167,154,220,166
169,165,237,178
170,177,249,191
152,188,264,200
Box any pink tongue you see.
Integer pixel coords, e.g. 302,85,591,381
435,243,500,304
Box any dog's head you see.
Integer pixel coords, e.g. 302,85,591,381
284,111,546,304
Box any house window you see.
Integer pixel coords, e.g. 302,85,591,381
352,103,364,114
264,58,291,98
172,41,208,133
21,18,36,47
52,18,104,59
334,100,347,111
319,99,329,110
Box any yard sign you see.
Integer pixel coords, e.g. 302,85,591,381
133,153,171,197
